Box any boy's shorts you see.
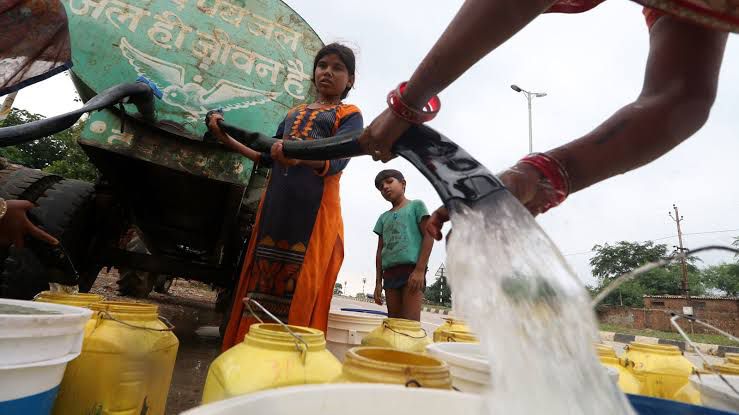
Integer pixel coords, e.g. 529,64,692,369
382,264,426,291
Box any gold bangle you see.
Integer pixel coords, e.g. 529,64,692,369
0,198,7,221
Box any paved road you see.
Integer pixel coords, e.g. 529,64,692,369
330,296,724,367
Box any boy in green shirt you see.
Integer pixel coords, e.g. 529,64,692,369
372,169,434,321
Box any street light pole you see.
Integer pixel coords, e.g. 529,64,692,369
511,84,547,153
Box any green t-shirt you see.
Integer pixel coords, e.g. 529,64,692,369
373,199,430,270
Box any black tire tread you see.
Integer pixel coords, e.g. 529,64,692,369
0,167,63,202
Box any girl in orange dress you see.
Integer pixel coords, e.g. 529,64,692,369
208,43,362,350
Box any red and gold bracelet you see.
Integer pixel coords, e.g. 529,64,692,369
519,153,571,209
386,82,441,124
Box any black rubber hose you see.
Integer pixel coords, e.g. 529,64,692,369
217,120,506,208
0,82,155,147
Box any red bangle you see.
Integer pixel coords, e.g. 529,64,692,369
519,153,570,210
386,82,441,124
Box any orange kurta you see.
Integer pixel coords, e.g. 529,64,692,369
222,104,362,350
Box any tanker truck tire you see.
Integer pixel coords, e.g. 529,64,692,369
31,179,98,293
0,166,63,202
117,269,156,298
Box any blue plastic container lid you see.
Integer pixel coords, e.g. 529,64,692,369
627,394,736,415
340,308,388,316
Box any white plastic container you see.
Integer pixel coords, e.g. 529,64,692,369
689,374,739,412
426,342,490,393
182,384,479,415
326,309,384,361
0,298,92,366
426,343,620,394
0,353,79,413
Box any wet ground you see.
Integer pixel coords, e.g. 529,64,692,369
90,270,222,415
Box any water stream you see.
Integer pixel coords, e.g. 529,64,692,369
446,192,635,414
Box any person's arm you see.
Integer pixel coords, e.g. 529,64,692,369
374,236,384,305
360,0,556,160
408,202,432,292
425,17,728,238
548,16,727,193
206,113,261,162
403,0,556,108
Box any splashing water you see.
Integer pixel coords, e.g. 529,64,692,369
446,192,634,414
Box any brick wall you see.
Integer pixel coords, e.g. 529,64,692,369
597,298,739,336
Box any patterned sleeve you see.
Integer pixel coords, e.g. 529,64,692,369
323,106,363,176
414,200,430,224
373,213,384,236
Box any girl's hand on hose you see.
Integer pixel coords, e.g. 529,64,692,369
206,112,228,143
358,108,411,162
271,141,300,167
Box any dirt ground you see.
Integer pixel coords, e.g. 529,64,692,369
90,270,223,415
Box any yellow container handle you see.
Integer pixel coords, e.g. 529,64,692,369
382,321,428,339
243,297,308,364
97,310,175,332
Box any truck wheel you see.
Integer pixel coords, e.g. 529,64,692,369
117,269,155,298
0,178,96,299
153,275,173,294
32,179,98,291
0,247,48,299
0,166,62,201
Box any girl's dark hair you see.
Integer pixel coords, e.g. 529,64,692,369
312,43,356,99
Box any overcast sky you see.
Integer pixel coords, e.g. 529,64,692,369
12,0,739,294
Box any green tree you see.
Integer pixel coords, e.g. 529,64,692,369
589,241,703,307
333,282,343,295
44,123,99,182
0,109,67,169
702,263,739,296
0,108,99,182
424,265,451,307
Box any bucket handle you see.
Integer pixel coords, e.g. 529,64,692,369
383,321,428,339
243,297,309,364
97,311,175,332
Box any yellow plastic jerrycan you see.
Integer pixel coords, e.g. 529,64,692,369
594,343,642,394
434,329,479,343
624,342,698,403
433,318,471,342
362,318,431,353
202,323,342,404
35,291,104,307
52,301,179,415
336,347,452,389
704,360,739,376
726,353,739,365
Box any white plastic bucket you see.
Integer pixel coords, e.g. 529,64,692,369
326,309,385,361
0,353,79,414
426,342,490,393
0,298,92,365
182,384,480,415
689,374,739,412
426,343,620,394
